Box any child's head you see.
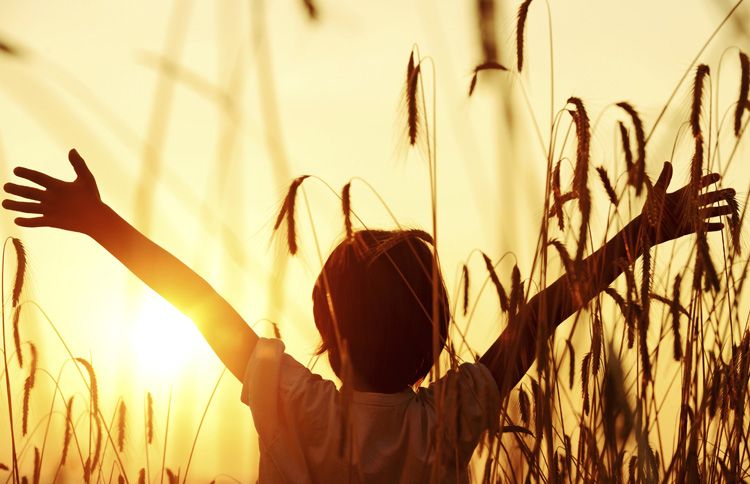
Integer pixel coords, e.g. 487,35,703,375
312,229,449,393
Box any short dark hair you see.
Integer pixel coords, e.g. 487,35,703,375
312,229,450,393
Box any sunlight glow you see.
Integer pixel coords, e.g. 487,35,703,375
130,291,202,380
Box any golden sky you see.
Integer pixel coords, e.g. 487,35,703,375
1,0,748,481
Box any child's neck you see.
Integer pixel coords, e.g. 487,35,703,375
350,372,409,394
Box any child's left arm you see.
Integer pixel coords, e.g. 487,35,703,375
3,149,258,381
480,162,735,398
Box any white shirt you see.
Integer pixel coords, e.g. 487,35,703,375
241,338,501,484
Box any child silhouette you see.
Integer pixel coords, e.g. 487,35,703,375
2,149,734,483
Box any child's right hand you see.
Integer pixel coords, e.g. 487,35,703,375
2,149,104,235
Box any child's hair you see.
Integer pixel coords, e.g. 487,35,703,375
312,229,449,393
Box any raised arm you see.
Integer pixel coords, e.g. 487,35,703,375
479,162,734,398
2,149,258,381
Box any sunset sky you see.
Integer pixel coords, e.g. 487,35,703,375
1,0,748,480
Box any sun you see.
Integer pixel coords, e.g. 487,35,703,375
130,290,203,380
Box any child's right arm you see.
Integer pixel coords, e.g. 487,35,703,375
3,149,258,381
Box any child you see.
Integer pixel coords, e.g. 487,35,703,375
2,149,734,483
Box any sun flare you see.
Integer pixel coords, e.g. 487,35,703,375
130,291,202,380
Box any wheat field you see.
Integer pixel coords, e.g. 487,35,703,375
1,0,750,482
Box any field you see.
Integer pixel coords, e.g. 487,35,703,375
1,1,750,482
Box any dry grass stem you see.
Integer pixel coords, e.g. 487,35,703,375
548,239,582,306
592,315,602,375
736,52,749,137
615,258,638,346
552,160,565,230
518,388,531,427
481,252,509,311
61,396,74,466
671,275,683,361
461,264,470,316
698,235,720,292
691,64,710,138
596,166,619,207
639,242,652,382
273,175,310,255
0,38,22,57
567,97,592,262
341,182,353,240
582,352,591,415
727,194,741,254
32,447,39,484
515,0,532,72
74,357,99,415
509,265,523,314
21,342,37,436
11,237,26,307
548,191,578,229
12,306,22,367
618,122,634,178
147,392,154,445
476,0,497,62
406,52,421,145
616,103,646,194
566,339,575,389
117,401,127,453
468,62,508,96
301,0,317,20
86,417,102,483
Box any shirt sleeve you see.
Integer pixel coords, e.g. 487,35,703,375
426,362,501,467
240,337,338,446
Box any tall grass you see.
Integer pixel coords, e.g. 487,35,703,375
0,247,228,483
269,2,750,482
2,1,750,483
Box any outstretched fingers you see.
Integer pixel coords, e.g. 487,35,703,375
13,167,63,189
654,161,673,193
700,205,733,219
3,183,47,201
698,188,735,206
14,217,50,228
698,172,721,189
68,149,94,183
2,200,45,214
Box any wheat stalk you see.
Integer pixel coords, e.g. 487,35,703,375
481,252,509,311
468,62,509,96
21,343,37,436
117,401,127,453
406,51,421,145
273,176,310,255
516,0,533,72
11,238,26,308
74,358,99,416
60,396,74,467
461,264,470,316
12,306,23,368
31,448,39,484
146,392,154,445
567,97,592,263
735,52,749,137
596,166,619,207
616,102,646,194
